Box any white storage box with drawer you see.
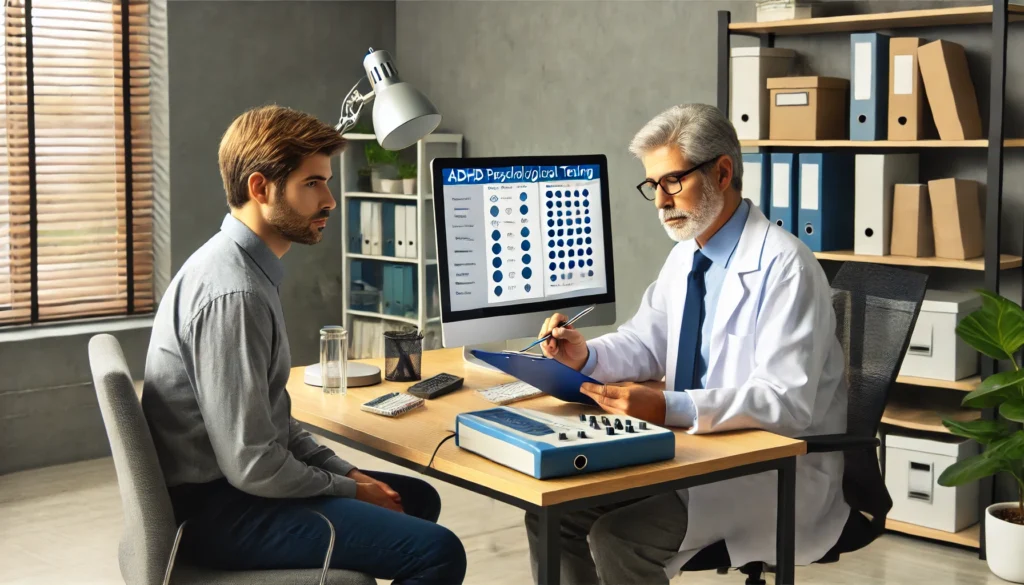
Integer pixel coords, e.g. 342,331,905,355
885,433,980,532
898,290,981,381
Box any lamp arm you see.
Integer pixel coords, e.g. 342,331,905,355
335,77,377,134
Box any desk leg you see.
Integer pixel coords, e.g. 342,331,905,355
776,456,796,585
537,507,561,585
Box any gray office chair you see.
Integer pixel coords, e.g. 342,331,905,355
681,262,928,583
88,334,375,585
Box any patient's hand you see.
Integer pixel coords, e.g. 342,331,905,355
580,382,667,425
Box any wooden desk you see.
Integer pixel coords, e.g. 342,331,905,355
288,348,806,585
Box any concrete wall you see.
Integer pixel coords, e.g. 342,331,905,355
169,0,396,364
397,0,751,339
396,0,1024,337
0,0,396,475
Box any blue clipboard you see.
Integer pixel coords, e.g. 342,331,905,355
470,349,598,406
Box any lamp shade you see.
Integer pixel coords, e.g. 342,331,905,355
363,48,441,150
373,83,442,150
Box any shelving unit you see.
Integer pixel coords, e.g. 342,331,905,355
718,1,1018,556
729,4,1024,35
813,251,1023,271
881,401,982,433
740,139,1024,148
897,375,981,392
885,519,982,548
340,132,463,358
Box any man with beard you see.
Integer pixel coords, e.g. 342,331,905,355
526,104,848,584
141,105,466,583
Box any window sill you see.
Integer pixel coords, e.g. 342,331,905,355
0,314,154,344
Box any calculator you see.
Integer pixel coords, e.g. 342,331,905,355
360,392,424,417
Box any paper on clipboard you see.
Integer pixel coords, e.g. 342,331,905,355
471,349,598,405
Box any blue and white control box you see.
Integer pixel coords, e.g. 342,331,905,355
455,407,676,479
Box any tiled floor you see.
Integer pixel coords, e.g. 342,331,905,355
0,439,1001,585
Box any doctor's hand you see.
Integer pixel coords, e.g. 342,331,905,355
580,382,667,426
538,312,589,371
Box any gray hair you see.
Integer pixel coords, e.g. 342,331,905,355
628,103,743,191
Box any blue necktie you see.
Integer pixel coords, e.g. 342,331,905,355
675,250,713,391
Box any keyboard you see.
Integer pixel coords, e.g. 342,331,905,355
477,381,544,405
360,392,424,417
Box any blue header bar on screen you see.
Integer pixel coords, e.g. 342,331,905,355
442,165,601,185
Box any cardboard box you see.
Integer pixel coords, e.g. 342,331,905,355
888,37,927,140
900,290,981,381
927,178,983,260
918,40,982,140
890,184,933,257
731,47,796,140
768,77,848,140
886,433,980,533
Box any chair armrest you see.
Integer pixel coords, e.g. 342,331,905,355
797,434,879,454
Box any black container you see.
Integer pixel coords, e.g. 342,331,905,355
383,329,423,381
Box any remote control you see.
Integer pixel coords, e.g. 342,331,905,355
407,373,464,399
360,392,424,417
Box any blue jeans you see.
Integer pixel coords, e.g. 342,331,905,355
169,471,467,585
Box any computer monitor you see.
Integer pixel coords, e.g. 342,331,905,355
430,155,616,349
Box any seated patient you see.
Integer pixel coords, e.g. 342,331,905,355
526,104,849,585
142,105,466,584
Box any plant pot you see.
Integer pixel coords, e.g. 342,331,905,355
402,178,416,195
379,179,403,194
357,173,371,192
986,503,1024,582
370,168,384,193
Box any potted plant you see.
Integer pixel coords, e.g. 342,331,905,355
398,163,417,195
938,290,1024,583
357,167,372,192
364,142,399,193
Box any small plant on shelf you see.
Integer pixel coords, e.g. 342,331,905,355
364,142,399,192
939,290,1024,582
398,163,417,195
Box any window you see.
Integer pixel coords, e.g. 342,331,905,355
0,0,152,326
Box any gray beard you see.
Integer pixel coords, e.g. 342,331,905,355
659,179,723,242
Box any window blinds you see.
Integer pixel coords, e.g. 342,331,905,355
0,0,152,325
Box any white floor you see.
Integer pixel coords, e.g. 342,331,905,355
0,439,1000,585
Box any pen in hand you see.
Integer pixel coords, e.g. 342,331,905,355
520,305,595,353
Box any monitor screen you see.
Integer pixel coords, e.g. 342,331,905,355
431,155,615,324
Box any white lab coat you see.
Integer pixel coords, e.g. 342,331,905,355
586,203,850,576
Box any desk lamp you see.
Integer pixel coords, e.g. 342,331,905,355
335,48,442,150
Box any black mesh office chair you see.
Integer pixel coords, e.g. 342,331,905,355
681,263,928,584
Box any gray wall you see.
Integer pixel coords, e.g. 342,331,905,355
1,0,396,475
397,0,1024,336
169,0,396,364
397,0,751,338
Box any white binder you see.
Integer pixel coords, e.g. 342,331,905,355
854,154,919,256
369,202,383,256
730,47,796,140
395,204,407,258
405,204,418,259
359,201,372,255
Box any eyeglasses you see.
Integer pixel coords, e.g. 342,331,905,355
635,155,721,201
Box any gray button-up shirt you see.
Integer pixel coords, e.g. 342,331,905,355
142,214,357,499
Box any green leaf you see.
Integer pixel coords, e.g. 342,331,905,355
986,431,1024,460
1001,402,1024,424
938,455,1006,487
955,290,1024,360
941,418,1014,445
962,370,1024,408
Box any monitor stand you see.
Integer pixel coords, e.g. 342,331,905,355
462,342,507,372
